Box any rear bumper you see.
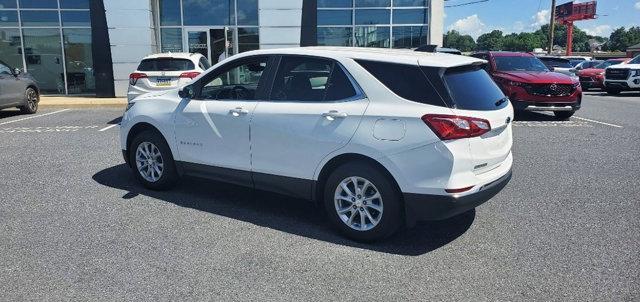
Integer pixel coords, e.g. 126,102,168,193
403,169,512,225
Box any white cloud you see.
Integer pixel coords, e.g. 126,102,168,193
635,1,640,10
531,9,549,28
583,25,613,37
448,14,486,38
513,21,525,32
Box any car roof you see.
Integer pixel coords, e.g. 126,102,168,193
142,52,203,60
232,46,483,68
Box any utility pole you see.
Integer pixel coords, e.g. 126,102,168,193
548,0,556,54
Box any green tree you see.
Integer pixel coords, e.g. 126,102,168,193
476,30,504,51
608,27,640,51
443,30,476,52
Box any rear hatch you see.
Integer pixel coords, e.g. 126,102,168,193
134,58,196,90
425,64,514,175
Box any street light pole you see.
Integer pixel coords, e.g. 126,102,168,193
548,0,556,54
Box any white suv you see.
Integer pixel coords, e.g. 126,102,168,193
119,47,513,241
127,53,211,102
604,55,640,95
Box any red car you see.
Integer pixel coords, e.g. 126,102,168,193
471,51,581,120
577,58,630,90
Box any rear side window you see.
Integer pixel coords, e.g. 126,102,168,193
137,58,195,71
355,60,446,107
443,67,507,111
270,56,357,102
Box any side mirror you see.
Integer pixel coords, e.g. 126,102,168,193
12,68,21,76
178,85,195,99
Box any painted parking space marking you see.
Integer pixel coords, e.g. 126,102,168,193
0,125,100,133
0,109,70,126
98,124,119,132
512,121,592,127
572,116,623,128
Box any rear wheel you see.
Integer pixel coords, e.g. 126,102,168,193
18,87,38,114
554,110,575,120
606,88,620,95
129,130,179,190
323,162,402,242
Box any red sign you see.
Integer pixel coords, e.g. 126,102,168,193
556,1,597,23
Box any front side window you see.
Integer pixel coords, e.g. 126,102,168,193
0,63,12,75
200,57,269,100
270,56,357,102
494,56,549,72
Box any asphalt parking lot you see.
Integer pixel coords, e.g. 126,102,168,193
1,92,638,301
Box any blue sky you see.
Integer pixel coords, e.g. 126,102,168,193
444,0,640,39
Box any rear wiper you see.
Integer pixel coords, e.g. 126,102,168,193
495,98,507,106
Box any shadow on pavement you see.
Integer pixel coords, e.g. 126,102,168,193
0,109,23,120
514,111,561,122
93,164,475,256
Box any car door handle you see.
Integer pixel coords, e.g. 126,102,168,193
322,110,348,119
229,107,249,116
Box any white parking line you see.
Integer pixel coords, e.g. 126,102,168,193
572,116,623,128
98,124,119,132
0,109,70,126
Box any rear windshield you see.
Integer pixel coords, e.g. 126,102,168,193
443,67,507,111
494,56,548,72
137,58,195,71
356,60,506,111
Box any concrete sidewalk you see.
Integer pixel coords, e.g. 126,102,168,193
40,96,127,107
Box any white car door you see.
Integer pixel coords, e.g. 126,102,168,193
250,55,368,198
173,56,274,187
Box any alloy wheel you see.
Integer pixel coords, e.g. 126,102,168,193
26,88,38,111
334,176,384,231
135,142,164,182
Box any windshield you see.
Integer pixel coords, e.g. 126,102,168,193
137,58,195,72
494,56,549,72
595,60,623,69
628,56,640,64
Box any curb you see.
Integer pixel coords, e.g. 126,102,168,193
39,96,127,107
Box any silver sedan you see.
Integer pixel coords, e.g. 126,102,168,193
0,60,39,114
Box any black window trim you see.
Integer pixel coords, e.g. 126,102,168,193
265,54,366,103
191,55,276,101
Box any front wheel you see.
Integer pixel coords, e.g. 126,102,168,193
554,110,575,120
323,162,402,242
129,130,179,190
19,87,39,114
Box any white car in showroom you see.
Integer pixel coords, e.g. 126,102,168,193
119,47,513,241
127,53,211,102
604,55,640,95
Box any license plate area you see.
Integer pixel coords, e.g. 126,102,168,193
155,77,172,87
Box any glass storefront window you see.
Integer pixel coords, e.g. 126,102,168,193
21,11,59,27
355,0,390,7
63,28,94,94
159,0,181,26
393,9,427,24
0,28,23,70
60,0,89,9
237,27,259,53
0,10,18,27
61,11,91,27
318,10,352,26
355,9,389,25
22,28,65,94
392,26,427,48
160,28,183,52
235,0,258,26
355,26,390,47
393,0,427,6
0,0,17,8
317,27,353,46
183,0,231,26
318,0,353,8
19,0,57,9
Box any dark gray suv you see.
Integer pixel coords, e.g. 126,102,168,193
0,60,39,114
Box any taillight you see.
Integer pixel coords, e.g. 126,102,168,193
421,114,491,140
129,72,147,85
179,71,200,79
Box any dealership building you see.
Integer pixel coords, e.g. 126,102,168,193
0,0,444,97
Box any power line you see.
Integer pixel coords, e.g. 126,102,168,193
444,0,489,8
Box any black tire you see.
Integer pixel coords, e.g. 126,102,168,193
18,87,38,114
606,88,620,95
129,130,179,190
323,161,402,242
554,110,575,120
